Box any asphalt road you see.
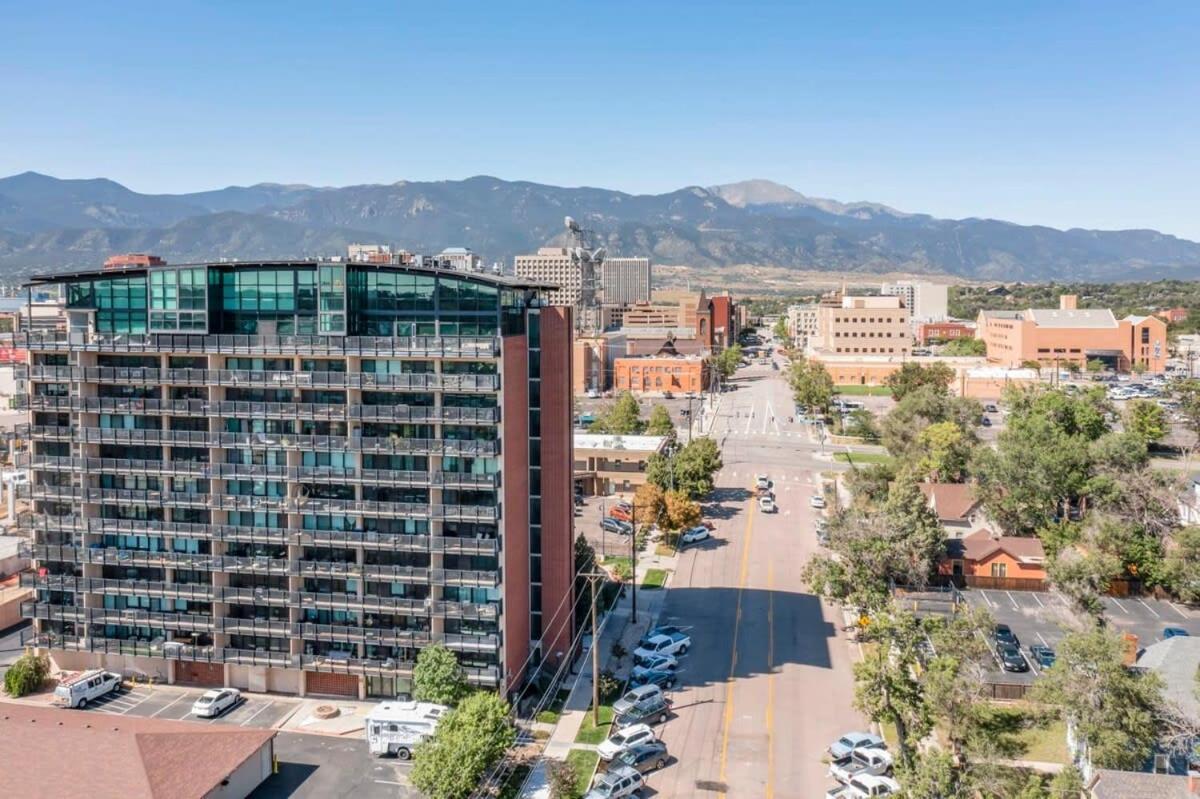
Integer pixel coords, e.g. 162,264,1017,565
251,733,416,799
643,357,865,799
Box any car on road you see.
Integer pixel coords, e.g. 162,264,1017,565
679,525,710,546
758,496,777,513
601,518,633,535
613,684,664,717
613,739,669,774
613,692,672,728
191,687,243,718
634,631,691,662
585,764,645,799
755,474,771,491
993,624,1020,647
810,494,827,509
630,666,677,690
827,732,886,761
597,723,658,761
1028,644,1056,668
633,652,678,672
1164,627,1191,639
997,643,1029,673
826,774,901,799
830,748,894,784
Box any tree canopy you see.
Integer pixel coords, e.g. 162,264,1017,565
413,644,469,706
787,357,834,415
884,361,955,401
589,392,643,435
646,437,723,499
711,344,743,381
411,692,515,799
644,405,675,438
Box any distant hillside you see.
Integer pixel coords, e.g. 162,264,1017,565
0,172,1197,281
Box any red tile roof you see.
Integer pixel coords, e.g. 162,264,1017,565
0,701,274,798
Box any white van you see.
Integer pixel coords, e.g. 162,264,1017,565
53,669,122,708
365,700,449,759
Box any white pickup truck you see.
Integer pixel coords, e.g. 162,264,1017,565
825,774,900,799
829,748,894,784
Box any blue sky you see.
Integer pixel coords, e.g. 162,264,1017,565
2,1,1198,238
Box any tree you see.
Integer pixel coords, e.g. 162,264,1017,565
922,606,994,763
843,408,879,441
844,462,896,508
632,482,667,528
411,692,516,799
1046,539,1123,618
772,316,789,342
1032,627,1163,771
3,653,48,698
1174,379,1200,446
1021,359,1043,375
940,337,987,357
895,748,967,799
880,385,980,461
413,644,469,706
914,420,974,482
589,392,643,435
852,607,931,767
711,343,743,382
1164,526,1200,602
546,759,579,799
1086,358,1107,373
1125,398,1168,443
650,437,723,499
787,357,834,415
663,490,701,531
644,405,675,438
884,362,955,401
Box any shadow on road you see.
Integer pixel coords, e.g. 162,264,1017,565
249,763,319,798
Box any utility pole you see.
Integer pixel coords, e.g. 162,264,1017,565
630,499,637,624
590,573,600,726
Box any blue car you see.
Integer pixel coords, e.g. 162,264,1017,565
1028,644,1056,668
1164,627,1191,639
630,666,677,690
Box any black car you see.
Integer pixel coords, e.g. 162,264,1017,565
997,643,1029,672
614,740,669,774
994,624,1020,648
980,416,992,427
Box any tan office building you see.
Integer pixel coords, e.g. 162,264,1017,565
810,295,911,356
515,247,580,306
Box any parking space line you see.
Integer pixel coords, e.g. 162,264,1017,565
979,590,998,608
1031,593,1045,608
149,692,191,718
239,701,276,727
1005,591,1020,610
1169,602,1191,619
1137,599,1161,618
1110,598,1131,615
1037,632,1049,647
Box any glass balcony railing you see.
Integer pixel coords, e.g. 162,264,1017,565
13,331,501,358
21,602,215,632
20,573,215,599
22,365,500,392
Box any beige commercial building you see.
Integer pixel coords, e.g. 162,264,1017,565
809,295,911,356
600,257,652,305
573,433,669,496
515,247,581,306
787,303,819,342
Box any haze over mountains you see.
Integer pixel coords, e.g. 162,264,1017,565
0,171,1197,281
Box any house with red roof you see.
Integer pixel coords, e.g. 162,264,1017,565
939,529,1048,590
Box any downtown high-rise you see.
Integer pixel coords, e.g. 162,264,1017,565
15,259,574,699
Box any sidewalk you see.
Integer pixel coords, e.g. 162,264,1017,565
520,547,675,798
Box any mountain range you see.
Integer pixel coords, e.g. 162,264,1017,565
0,171,1197,281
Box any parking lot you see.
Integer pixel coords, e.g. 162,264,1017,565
957,588,1200,682
76,684,300,729
252,733,416,799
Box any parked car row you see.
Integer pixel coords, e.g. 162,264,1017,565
587,626,694,798
825,732,898,798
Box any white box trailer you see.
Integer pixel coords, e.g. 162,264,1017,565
365,700,449,759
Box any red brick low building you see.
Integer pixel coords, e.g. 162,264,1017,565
917,321,974,345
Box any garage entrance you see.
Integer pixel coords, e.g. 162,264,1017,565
176,661,224,687
306,671,360,697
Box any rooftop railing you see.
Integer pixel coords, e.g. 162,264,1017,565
14,331,501,358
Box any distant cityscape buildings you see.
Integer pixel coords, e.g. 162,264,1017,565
881,280,948,322
599,257,652,306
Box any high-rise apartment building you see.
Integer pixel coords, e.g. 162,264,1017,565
15,259,574,700
514,248,580,307
599,258,651,306
881,281,948,322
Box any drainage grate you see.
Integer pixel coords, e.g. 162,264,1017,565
695,781,728,792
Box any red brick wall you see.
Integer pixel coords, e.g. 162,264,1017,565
501,334,531,695
538,307,575,671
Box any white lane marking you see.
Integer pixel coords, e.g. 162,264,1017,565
150,692,192,718
1110,598,1131,615
1170,602,1191,619
1031,593,1045,608
239,700,276,727
1005,591,1020,610
1137,598,1161,618
1037,632,1049,646
980,590,998,608
743,407,754,436
375,781,406,786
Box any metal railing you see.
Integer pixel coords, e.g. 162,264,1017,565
20,573,215,600
219,617,293,636
298,623,434,647
22,365,500,392
25,633,222,663
17,424,501,456
21,602,216,631
14,331,501,358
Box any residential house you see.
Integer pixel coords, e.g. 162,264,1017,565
1133,637,1200,774
939,529,1048,590
1088,770,1200,799
919,483,989,538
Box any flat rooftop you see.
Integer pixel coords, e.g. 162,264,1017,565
574,433,668,453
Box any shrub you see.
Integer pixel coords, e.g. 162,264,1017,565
546,759,579,799
4,653,49,698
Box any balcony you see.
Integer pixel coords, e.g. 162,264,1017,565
298,622,432,647
222,648,295,668
442,632,501,653
21,573,215,600
14,331,501,359
25,633,222,663
22,365,500,393
219,617,292,637
20,395,500,425
17,424,500,457
220,586,292,606
296,591,428,615
431,569,501,588
21,602,215,632
299,653,414,676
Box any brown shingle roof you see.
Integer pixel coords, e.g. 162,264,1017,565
0,701,275,799
957,529,1046,564
918,483,981,522
1089,769,1199,799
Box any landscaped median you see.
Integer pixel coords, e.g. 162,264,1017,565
640,568,668,589
573,703,615,745
567,749,601,797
